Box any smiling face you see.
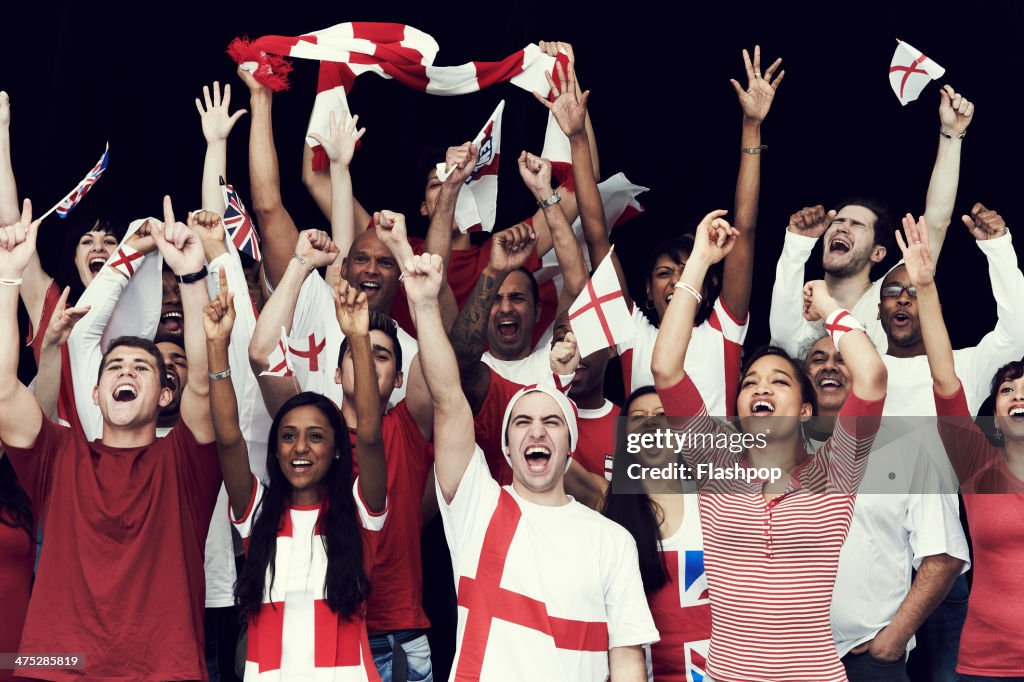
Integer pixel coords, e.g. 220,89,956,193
156,271,184,343
804,336,851,417
993,372,1024,443
156,341,188,418
822,205,885,278
75,229,120,287
488,270,540,361
334,329,402,407
276,404,338,499
92,345,172,429
506,392,571,495
737,353,813,441
878,265,922,350
342,230,400,313
624,391,672,467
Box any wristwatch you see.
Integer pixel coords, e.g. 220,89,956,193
537,191,562,209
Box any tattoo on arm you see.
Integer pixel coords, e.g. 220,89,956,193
450,272,499,380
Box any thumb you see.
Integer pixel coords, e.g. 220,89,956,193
565,331,577,346
729,79,745,97
962,214,979,235
578,90,591,108
308,132,325,147
229,109,248,124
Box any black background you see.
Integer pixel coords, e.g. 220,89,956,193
4,0,1022,354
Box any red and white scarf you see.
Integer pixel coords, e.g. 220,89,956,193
228,22,565,171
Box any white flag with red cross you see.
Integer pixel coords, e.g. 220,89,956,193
260,327,295,377
889,40,945,105
567,246,633,359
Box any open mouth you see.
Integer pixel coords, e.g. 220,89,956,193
290,459,313,472
113,383,138,402
359,280,381,296
751,400,775,416
165,369,179,394
892,311,912,326
817,374,845,391
89,257,107,274
524,445,551,472
160,310,184,333
1009,407,1024,422
829,237,852,254
496,319,520,340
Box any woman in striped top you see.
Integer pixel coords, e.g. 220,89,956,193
650,209,887,681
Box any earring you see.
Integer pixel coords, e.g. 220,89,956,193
644,299,655,311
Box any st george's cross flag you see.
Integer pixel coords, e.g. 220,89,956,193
47,143,110,220
568,246,634,359
226,23,567,172
435,100,505,233
260,327,295,377
889,40,945,105
220,177,262,261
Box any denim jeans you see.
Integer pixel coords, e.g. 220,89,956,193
370,631,432,682
843,650,910,682
908,573,969,682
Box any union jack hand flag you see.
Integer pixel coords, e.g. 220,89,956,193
55,143,110,218
220,177,262,261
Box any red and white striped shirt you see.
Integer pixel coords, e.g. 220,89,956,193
658,375,883,681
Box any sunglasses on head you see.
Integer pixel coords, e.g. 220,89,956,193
881,285,917,298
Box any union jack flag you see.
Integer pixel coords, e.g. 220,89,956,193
55,143,109,218
220,177,261,261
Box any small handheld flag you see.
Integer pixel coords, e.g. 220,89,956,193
220,177,262,261
260,327,295,377
43,143,110,220
567,246,634,359
889,40,945,106
436,100,504,233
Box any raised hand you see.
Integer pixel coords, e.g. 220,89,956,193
203,268,236,345
729,45,784,124
333,273,369,338
124,219,158,255
189,209,226,244
489,224,538,274
0,91,10,129
41,286,90,349
195,81,248,144
962,202,1006,241
517,152,553,201
788,205,836,239
237,64,269,96
0,199,40,278
538,41,583,97
402,252,444,306
294,229,340,269
895,213,935,288
151,196,205,276
533,57,590,139
690,210,738,266
374,210,415,265
440,142,478,186
307,109,365,167
939,85,975,137
802,280,840,322
550,331,581,375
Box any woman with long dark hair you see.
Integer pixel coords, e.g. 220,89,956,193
0,452,35,682
650,209,888,681
204,272,388,681
903,211,1024,680
603,386,711,682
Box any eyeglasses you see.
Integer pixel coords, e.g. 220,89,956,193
881,285,917,299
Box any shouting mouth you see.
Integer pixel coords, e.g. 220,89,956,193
750,399,776,416
160,310,184,334
524,445,551,473
112,383,138,402
89,256,107,274
829,237,851,254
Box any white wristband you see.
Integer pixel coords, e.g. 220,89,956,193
552,372,575,394
825,308,865,349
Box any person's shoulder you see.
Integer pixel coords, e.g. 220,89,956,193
567,499,634,542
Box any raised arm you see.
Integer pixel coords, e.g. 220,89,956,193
333,276,385,512
202,269,253,518
301,112,373,229
724,45,783,320
308,110,365,268
151,198,215,443
423,142,476,265
0,200,44,448
239,66,297,287
449,226,537,412
249,229,338,416
923,85,975,263
196,81,247,213
33,287,90,419
651,210,736,389
404,252,472,503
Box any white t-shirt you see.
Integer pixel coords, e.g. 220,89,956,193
292,272,417,410
824,423,970,657
617,300,747,417
481,345,552,386
438,446,659,681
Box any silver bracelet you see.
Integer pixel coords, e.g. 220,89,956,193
292,252,315,273
208,368,232,381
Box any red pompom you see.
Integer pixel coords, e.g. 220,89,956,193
227,37,294,92
311,146,330,173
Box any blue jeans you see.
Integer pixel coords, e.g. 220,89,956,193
370,631,432,682
908,573,969,682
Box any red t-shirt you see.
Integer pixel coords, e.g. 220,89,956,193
0,511,34,682
471,368,523,485
391,238,558,348
574,402,621,478
4,419,221,681
349,401,433,632
27,281,85,436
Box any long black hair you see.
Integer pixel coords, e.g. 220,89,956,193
0,454,34,545
235,392,369,621
602,386,671,595
56,214,126,302
645,234,722,327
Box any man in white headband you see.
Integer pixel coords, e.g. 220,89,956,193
403,250,657,682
